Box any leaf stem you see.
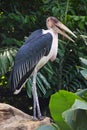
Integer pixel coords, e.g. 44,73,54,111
65,0,70,24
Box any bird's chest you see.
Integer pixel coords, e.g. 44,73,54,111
48,34,58,61
35,30,58,71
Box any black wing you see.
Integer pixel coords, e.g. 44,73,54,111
9,30,52,92
24,29,42,44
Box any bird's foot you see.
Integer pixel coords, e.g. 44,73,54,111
32,116,45,121
32,116,38,121
38,116,45,121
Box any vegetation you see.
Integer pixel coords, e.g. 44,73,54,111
37,89,87,130
0,0,87,129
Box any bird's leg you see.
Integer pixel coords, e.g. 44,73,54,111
35,85,42,119
36,95,44,120
32,70,37,120
32,69,42,120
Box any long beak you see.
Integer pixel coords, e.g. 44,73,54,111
55,21,77,42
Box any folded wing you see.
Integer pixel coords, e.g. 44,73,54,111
9,30,52,92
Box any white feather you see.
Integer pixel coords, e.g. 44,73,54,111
36,29,58,71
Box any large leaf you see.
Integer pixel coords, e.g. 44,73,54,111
62,99,87,130
49,90,82,130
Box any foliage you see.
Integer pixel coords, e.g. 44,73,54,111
48,89,87,130
80,57,87,79
0,0,46,47
0,47,17,75
0,12,37,47
49,90,82,130
63,99,87,130
37,89,87,130
26,72,51,98
59,39,87,92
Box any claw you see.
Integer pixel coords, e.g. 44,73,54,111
32,117,38,121
38,116,45,121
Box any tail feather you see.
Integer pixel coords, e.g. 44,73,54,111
9,67,35,94
9,69,15,93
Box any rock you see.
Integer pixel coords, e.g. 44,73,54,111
0,103,51,130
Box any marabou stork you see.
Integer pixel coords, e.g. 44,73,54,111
9,16,77,120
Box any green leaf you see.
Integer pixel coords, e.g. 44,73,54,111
36,125,57,130
76,89,87,97
1,51,9,74
78,22,84,29
26,78,32,98
76,89,87,102
6,50,14,66
49,90,82,130
37,76,46,95
0,47,18,75
38,72,50,89
26,72,51,98
62,99,87,130
0,53,4,74
80,57,87,65
9,48,17,57
80,69,87,79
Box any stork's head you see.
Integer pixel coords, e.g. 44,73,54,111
46,16,77,42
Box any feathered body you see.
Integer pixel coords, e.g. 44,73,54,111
9,29,58,94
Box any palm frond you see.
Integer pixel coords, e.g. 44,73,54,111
57,39,87,92
0,47,17,76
